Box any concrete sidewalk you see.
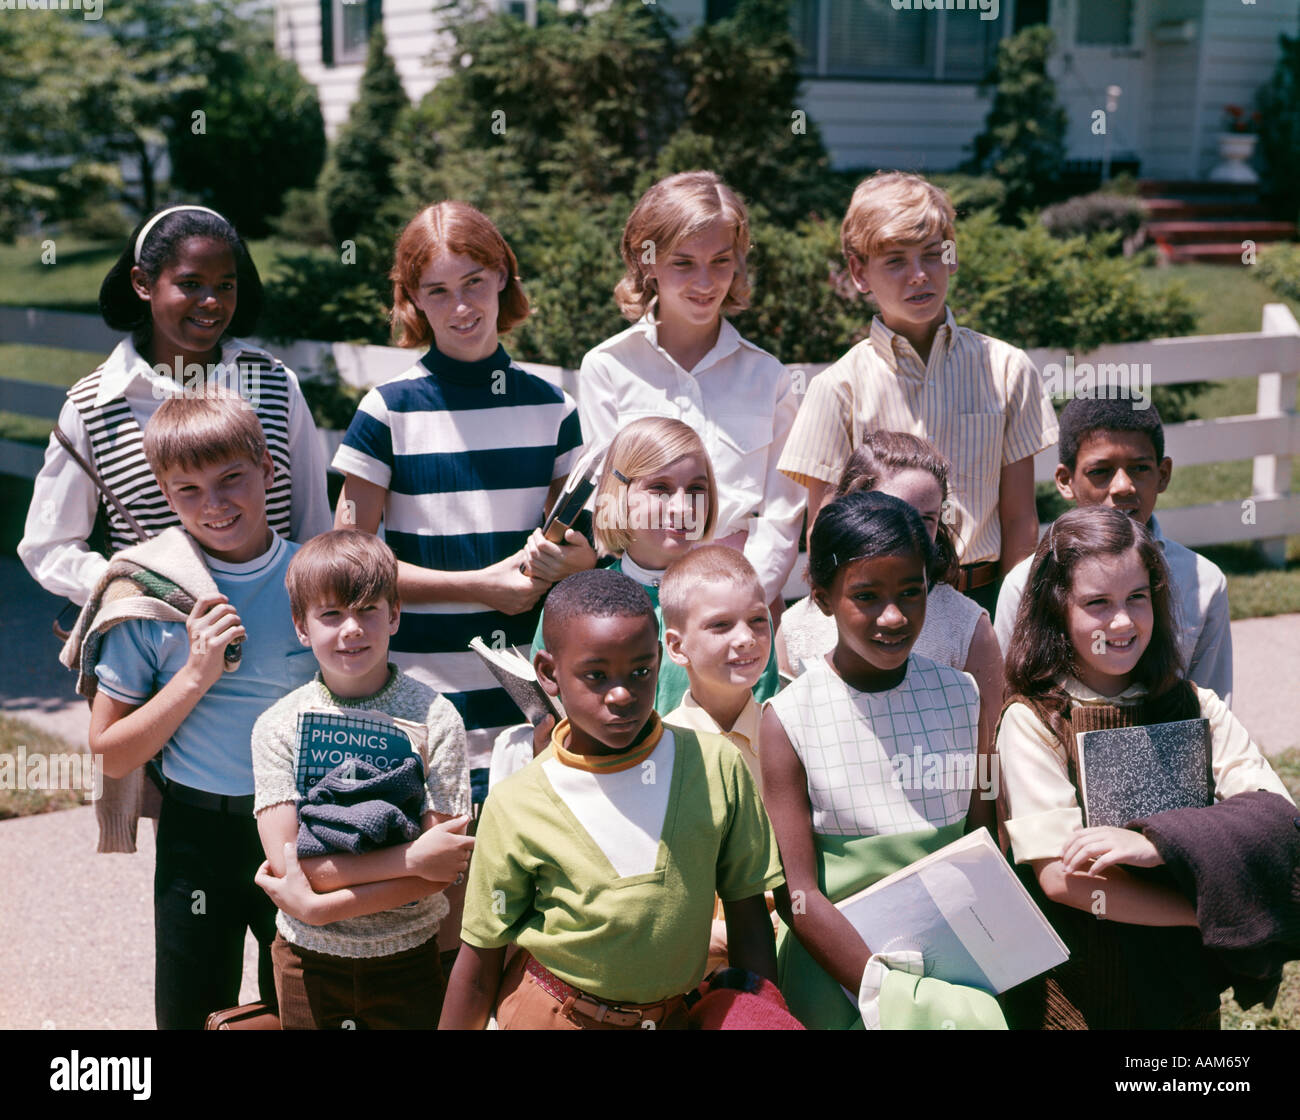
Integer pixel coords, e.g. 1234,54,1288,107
2,554,1296,1029
0,559,259,1029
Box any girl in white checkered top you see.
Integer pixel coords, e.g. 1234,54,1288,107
761,491,991,1029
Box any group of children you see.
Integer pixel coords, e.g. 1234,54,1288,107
23,169,1294,1031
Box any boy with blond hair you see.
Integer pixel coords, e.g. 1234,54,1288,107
661,545,772,791
85,394,318,1028
251,530,474,1029
778,171,1058,616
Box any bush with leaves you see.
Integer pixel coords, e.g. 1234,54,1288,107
966,25,1067,223
1255,242,1300,303
1257,31,1300,225
732,214,861,364
1039,192,1143,250
951,210,1204,419
168,25,325,237
258,236,393,346
319,26,409,244
928,174,1007,220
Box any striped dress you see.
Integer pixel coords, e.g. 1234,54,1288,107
67,340,295,553
332,344,582,803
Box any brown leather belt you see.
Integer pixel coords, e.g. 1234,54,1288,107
524,954,687,1027
954,560,999,593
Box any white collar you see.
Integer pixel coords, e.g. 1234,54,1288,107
632,307,744,375
1147,513,1167,548
1060,674,1149,704
202,531,286,578
94,335,273,407
618,553,666,589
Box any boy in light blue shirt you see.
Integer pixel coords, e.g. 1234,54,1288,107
89,394,317,1028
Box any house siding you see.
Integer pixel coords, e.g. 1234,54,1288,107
1196,0,1298,177
277,0,452,136
801,79,990,171
275,0,1297,180
1142,0,1204,179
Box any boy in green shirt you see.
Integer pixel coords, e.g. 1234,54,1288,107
440,567,783,1030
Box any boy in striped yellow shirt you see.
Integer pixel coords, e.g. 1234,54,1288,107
777,171,1058,617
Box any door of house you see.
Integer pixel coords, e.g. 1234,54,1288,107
1048,0,1150,167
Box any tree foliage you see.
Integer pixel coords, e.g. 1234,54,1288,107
966,25,1068,222
319,26,410,244
1257,31,1300,224
169,10,326,237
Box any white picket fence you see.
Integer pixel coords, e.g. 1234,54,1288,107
3,303,1298,565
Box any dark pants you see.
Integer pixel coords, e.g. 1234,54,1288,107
272,933,445,1029
153,796,277,1030
961,576,1003,623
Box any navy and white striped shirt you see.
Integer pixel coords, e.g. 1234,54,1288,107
332,344,582,800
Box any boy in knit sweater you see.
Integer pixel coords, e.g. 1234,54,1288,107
252,531,474,1029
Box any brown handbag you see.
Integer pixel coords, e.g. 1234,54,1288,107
203,1002,282,1030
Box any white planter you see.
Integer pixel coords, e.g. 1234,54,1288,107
1208,132,1259,184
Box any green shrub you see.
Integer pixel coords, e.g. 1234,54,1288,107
1256,241,1300,302
269,187,333,248
319,27,408,244
1039,192,1143,250
966,25,1068,222
169,42,326,238
258,237,392,346
951,210,1205,419
929,174,1007,219
732,214,860,363
1257,31,1300,225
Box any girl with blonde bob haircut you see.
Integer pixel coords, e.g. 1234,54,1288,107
389,201,530,348
532,416,752,715
579,171,806,612
593,416,718,556
615,171,752,320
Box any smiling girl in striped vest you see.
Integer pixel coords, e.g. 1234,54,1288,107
20,205,331,608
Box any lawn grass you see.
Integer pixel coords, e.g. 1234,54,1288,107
1141,262,1300,337
0,714,94,819
0,235,285,313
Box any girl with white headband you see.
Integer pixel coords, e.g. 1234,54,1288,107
20,204,332,606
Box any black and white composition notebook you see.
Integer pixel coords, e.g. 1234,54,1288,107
1076,718,1214,827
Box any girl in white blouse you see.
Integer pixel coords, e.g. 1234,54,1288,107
576,171,804,610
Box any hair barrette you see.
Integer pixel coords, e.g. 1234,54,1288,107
611,468,632,485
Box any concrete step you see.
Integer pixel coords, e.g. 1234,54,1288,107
1138,179,1259,200
1142,198,1268,220
1145,220,1295,244
1157,242,1264,263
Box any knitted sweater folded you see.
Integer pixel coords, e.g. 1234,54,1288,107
296,757,425,857
1135,790,1300,1010
60,527,219,853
